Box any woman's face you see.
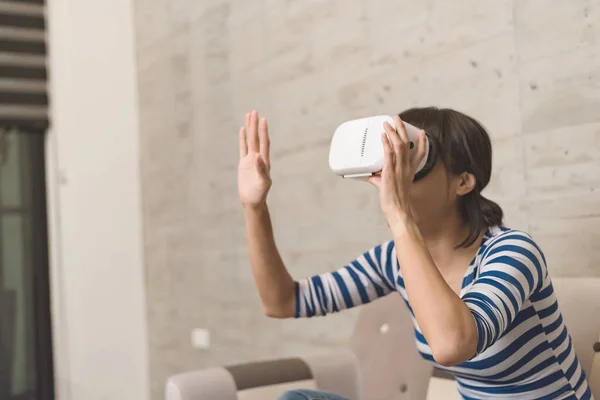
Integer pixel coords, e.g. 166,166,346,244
370,159,463,224
408,160,461,224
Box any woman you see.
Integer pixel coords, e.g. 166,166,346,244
237,108,593,400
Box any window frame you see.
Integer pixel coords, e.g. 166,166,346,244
0,128,54,400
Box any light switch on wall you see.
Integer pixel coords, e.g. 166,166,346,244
191,328,211,349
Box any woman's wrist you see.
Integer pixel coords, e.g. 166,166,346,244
386,207,412,229
388,209,423,242
244,200,269,215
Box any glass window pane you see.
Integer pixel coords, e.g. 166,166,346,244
1,214,34,396
0,131,22,208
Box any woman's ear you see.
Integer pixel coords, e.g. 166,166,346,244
456,172,476,196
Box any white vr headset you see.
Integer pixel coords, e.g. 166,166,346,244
329,115,437,181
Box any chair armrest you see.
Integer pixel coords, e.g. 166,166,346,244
165,348,361,400
166,367,237,400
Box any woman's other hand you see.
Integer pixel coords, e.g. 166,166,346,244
369,115,427,227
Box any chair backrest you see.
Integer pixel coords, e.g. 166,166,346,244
349,293,432,400
551,277,600,396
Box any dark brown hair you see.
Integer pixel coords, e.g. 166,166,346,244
398,106,503,248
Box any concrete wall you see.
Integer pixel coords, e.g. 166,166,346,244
46,0,150,399
134,0,600,398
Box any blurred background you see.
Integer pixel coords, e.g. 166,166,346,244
0,0,598,399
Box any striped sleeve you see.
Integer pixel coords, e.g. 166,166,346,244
462,230,548,356
294,241,397,317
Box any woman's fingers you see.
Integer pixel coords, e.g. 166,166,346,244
393,115,410,144
243,110,269,161
259,117,270,168
368,175,382,189
381,132,395,171
383,121,402,149
247,110,259,152
245,112,251,139
239,127,248,159
413,130,427,169
384,120,408,158
384,120,408,171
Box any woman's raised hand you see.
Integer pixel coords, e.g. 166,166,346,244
238,110,272,209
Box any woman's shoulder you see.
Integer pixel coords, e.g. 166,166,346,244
482,225,541,249
480,225,548,269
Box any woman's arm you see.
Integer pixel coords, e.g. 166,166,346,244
390,215,478,366
245,203,296,318
370,116,477,365
294,240,396,318
391,219,546,366
246,200,397,318
238,110,296,318
461,230,546,356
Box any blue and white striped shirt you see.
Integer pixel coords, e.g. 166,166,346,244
294,226,593,399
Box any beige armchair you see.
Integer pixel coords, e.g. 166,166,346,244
166,277,600,400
